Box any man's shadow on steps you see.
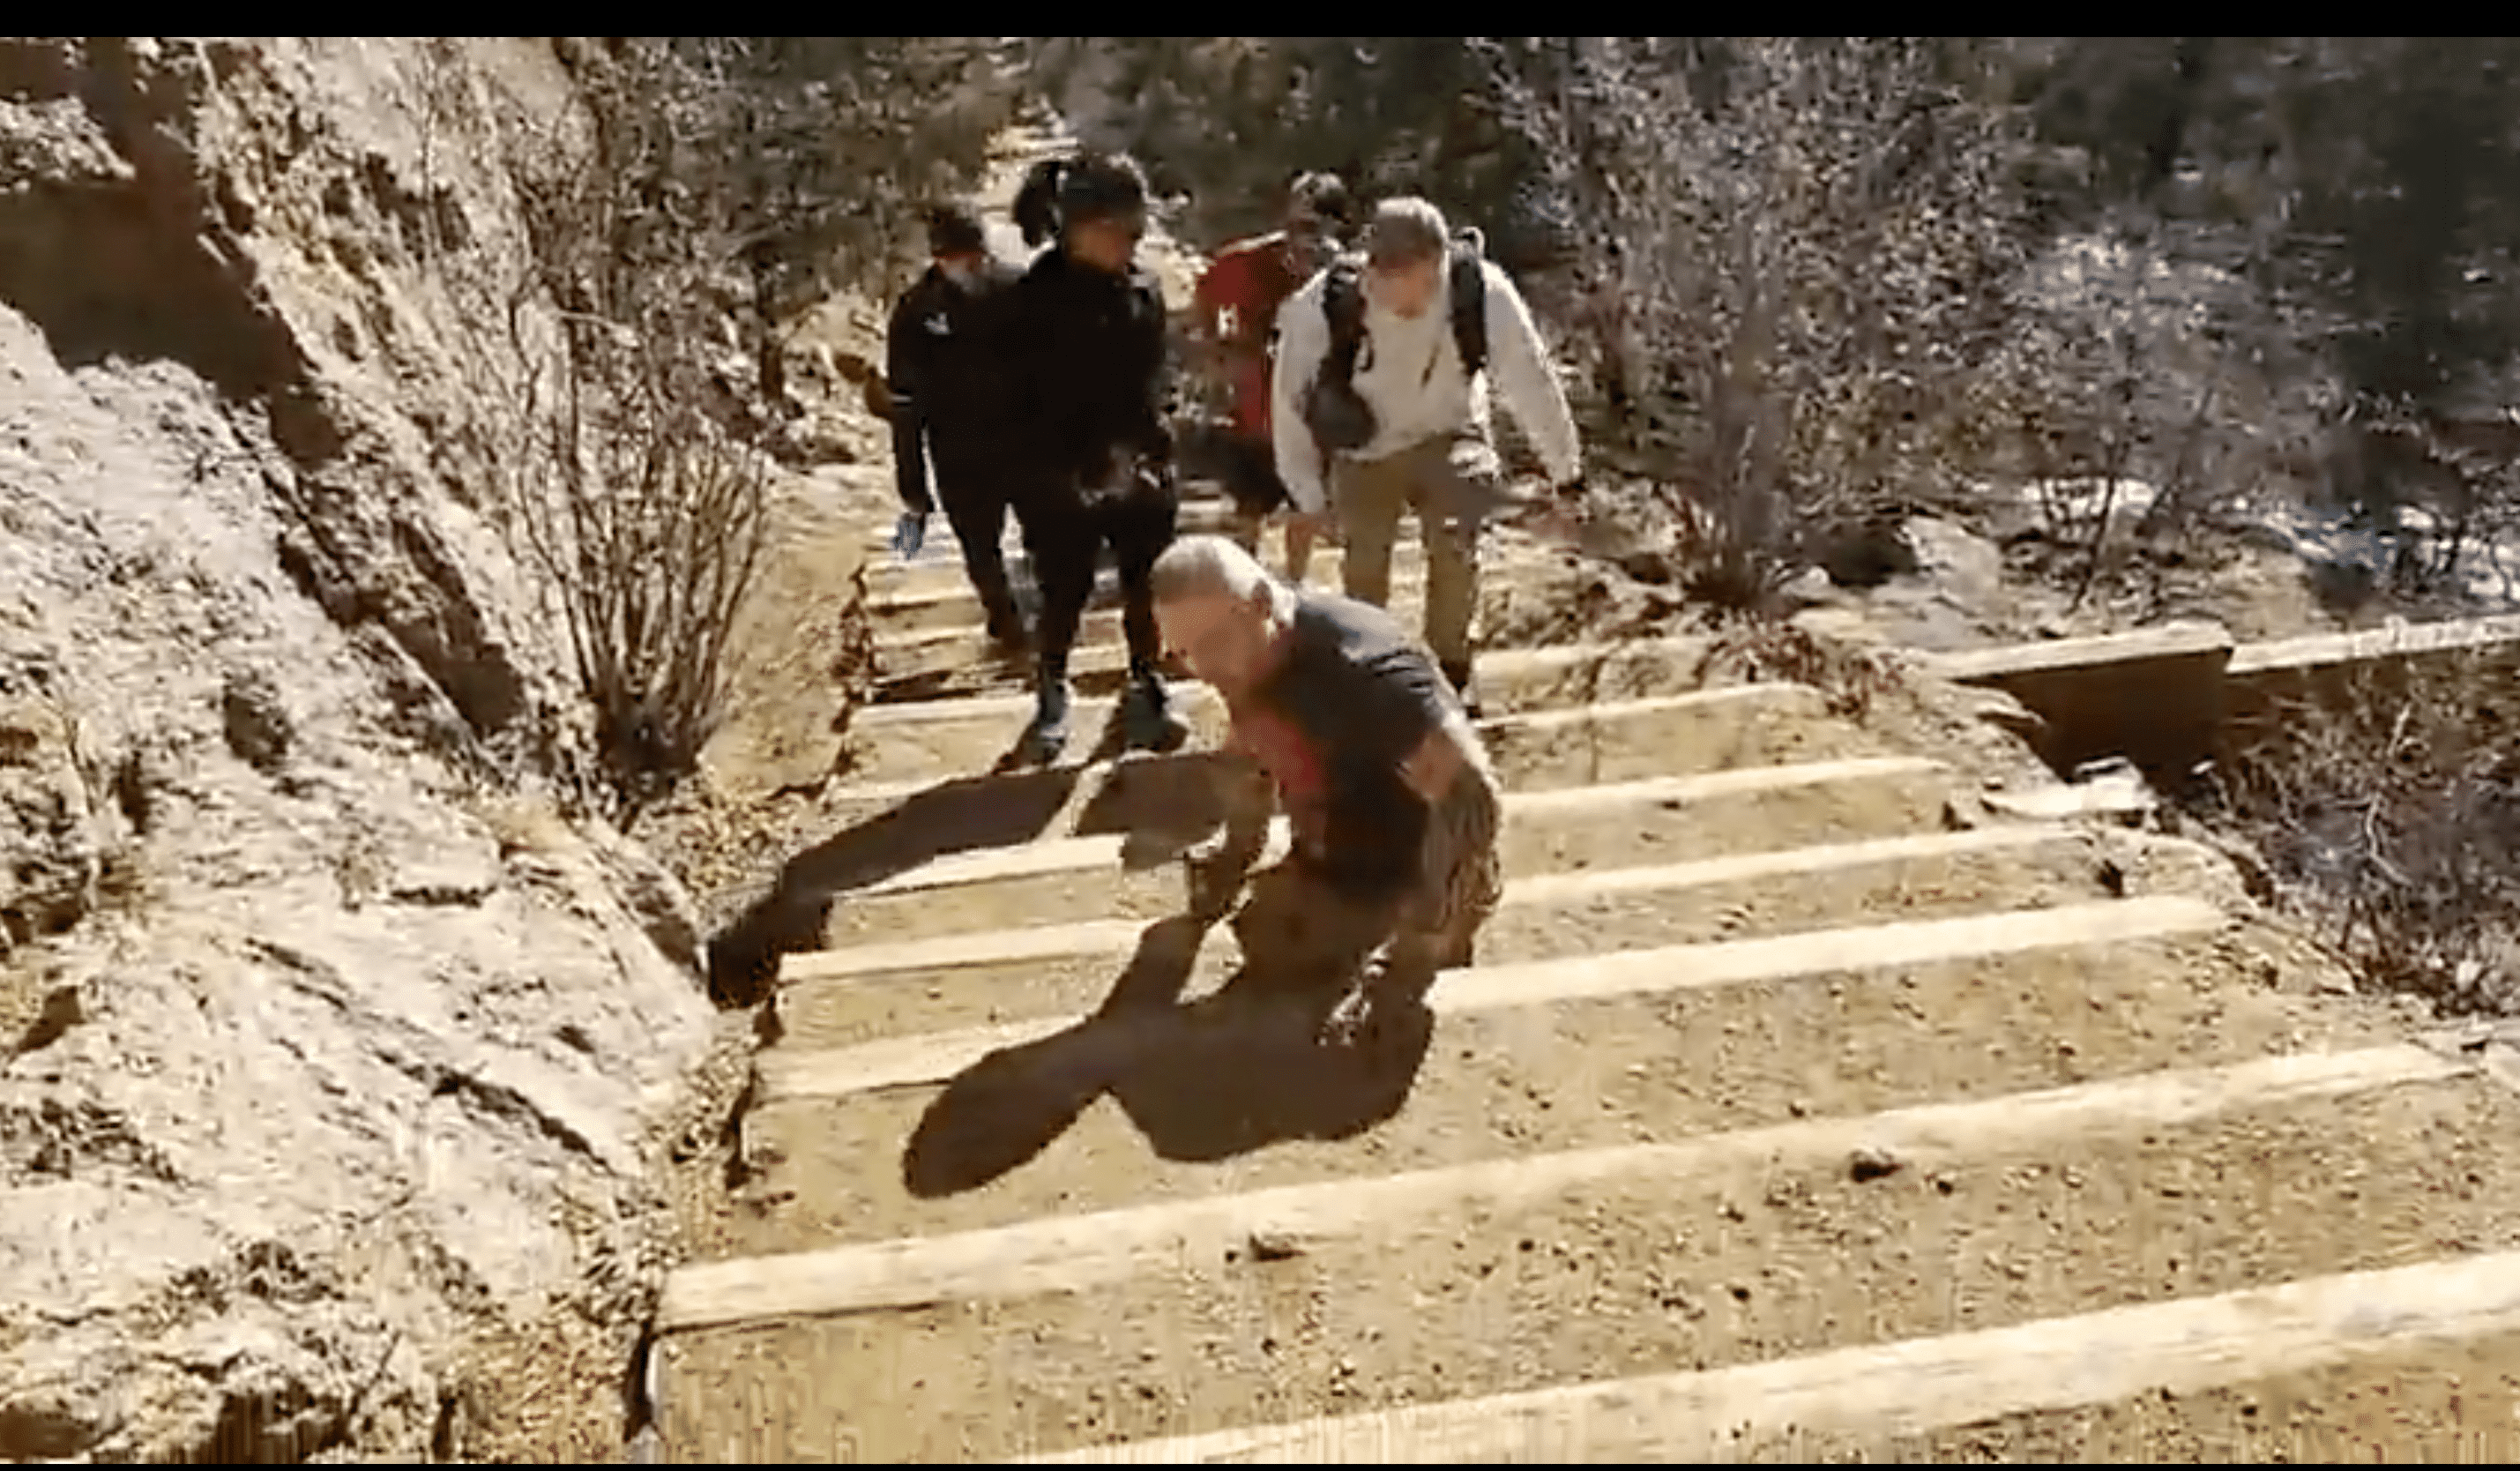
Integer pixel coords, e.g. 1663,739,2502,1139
705,728,1232,1011
898,865,1438,1199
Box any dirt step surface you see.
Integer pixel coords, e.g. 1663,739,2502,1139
873,493,1245,555
662,1058,2520,1463
843,635,1750,789
712,909,2392,1264
999,1251,2520,1464
810,683,1888,840
873,568,1439,685
827,758,1957,945
660,374,2515,1463
776,825,2118,1052
868,531,1429,610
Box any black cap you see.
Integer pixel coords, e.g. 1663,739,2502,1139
1289,172,1353,230
1056,153,1150,230
927,204,988,258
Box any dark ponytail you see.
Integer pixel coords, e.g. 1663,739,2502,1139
1014,158,1067,248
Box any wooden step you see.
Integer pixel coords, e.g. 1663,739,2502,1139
867,533,1427,610
811,684,1875,838
759,896,2224,1106
667,1042,2462,1331
774,823,2105,1051
712,896,2331,1266
871,565,1436,683
1014,1245,2520,1464
840,635,1724,788
660,1043,2520,1463
826,756,1957,946
869,494,1244,553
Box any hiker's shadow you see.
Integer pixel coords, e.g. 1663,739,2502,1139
707,715,1233,1011
899,864,1437,1198
706,752,1082,1009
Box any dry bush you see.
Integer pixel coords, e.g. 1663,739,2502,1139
2198,649,2520,1016
2329,400,2520,603
414,40,1007,823
1694,615,1904,721
1974,220,2345,614
1481,38,2039,614
466,49,771,822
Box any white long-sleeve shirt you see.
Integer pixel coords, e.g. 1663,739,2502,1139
1268,256,1582,514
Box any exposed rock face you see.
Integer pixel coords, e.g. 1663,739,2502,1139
1,38,714,1462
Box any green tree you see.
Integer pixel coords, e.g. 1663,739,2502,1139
1029,38,1547,258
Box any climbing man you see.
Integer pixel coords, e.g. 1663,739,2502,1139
1271,196,1587,716
1185,171,1354,583
1001,152,1189,764
1150,533,1504,1048
884,202,1031,652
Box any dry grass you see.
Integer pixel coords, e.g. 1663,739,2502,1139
1694,614,1905,721
439,1309,641,1465
2196,646,2520,1016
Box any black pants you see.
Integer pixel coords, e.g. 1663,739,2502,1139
934,457,1024,634
1217,432,1292,517
1018,483,1179,690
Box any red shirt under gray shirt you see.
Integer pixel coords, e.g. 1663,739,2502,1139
1191,232,1308,444
1223,588,1466,900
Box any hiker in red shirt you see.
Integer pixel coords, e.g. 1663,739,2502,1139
1187,173,1354,584
1150,533,1504,1049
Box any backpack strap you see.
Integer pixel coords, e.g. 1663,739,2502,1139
1321,258,1368,374
1448,235,1489,378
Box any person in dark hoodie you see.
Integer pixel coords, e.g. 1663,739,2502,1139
884,202,1031,652
1001,151,1188,763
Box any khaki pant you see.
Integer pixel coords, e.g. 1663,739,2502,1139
1330,433,1505,669
1196,737,1503,973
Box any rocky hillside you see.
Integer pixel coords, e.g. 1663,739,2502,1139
2,37,723,1462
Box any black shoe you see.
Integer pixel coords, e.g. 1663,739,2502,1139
1121,676,1190,753
1018,677,1073,766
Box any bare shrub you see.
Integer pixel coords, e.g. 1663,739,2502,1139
423,39,1003,821
1480,37,2040,613
1980,222,2333,611
653,37,1026,411
2329,399,2520,604
1693,615,1904,721
443,43,774,821
2198,648,2520,1015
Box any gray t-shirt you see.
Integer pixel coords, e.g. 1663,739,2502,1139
1228,590,1465,894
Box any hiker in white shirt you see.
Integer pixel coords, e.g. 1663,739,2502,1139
1270,196,1584,714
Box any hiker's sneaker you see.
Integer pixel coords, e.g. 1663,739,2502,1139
1019,679,1073,765
1319,941,1439,1048
1439,659,1483,719
1318,976,1376,1049
1121,676,1189,753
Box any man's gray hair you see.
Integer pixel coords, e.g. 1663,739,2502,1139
1363,196,1449,270
1149,534,1290,616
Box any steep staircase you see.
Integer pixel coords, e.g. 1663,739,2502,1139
648,490,2520,1462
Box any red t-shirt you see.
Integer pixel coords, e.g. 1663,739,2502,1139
1221,590,1462,874
1192,233,1307,441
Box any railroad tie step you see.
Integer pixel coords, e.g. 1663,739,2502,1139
752,895,2225,1104
1011,1240,2520,1463
660,1037,2448,1333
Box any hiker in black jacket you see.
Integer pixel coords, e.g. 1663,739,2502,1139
1001,152,1188,764
885,203,1031,651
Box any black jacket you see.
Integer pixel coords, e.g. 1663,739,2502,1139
1003,247,1177,504
885,258,1025,514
